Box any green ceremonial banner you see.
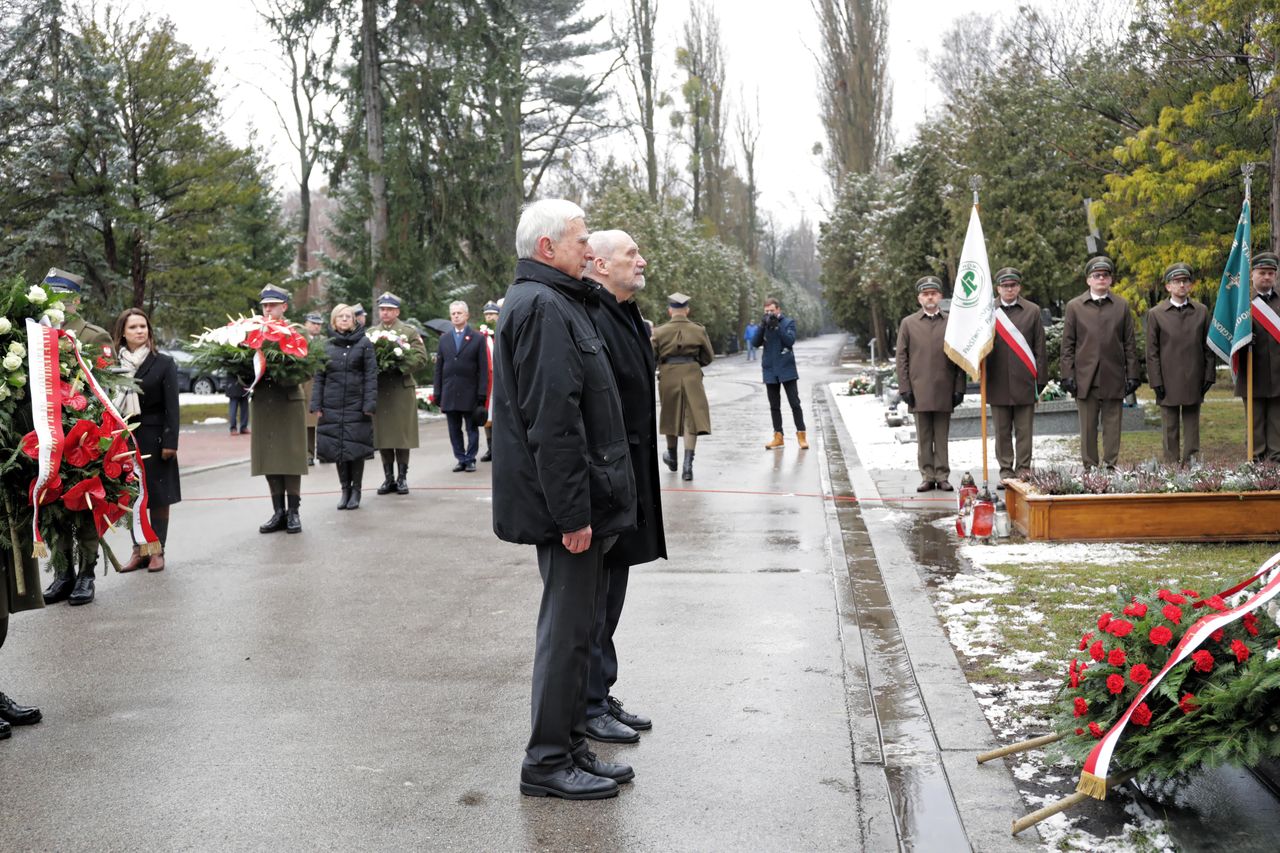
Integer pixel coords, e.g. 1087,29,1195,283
1207,198,1252,374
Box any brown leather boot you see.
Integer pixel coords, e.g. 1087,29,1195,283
796,431,809,450
118,546,148,573
147,552,166,572
764,432,784,449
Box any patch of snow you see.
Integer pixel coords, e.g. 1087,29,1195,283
958,541,1164,571
196,416,228,425
179,392,227,405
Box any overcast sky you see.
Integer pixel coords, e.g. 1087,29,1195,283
134,0,1031,228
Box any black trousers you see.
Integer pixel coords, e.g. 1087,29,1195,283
445,410,480,463
586,558,630,718
766,379,806,432
525,538,610,773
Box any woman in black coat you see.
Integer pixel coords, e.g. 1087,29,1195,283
310,304,377,509
112,308,180,572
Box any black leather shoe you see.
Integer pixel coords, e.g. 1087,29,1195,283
377,478,395,495
915,480,935,493
936,481,954,492
519,766,618,800
607,695,651,731
465,461,477,472
259,510,287,533
68,573,95,606
585,712,640,744
575,750,634,783
0,719,10,740
480,450,492,462
395,476,409,495
662,450,677,471
0,692,42,726
452,462,466,473
43,574,75,605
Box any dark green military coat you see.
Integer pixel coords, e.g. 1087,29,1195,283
249,378,309,476
368,319,428,449
652,315,714,436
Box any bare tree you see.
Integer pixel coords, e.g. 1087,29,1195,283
812,0,891,181
736,91,760,265
675,0,725,227
617,0,661,201
361,0,387,298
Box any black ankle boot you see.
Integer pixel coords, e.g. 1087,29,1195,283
259,494,287,533
286,495,302,534
682,450,695,481
336,462,351,510
43,573,76,604
345,460,363,510
377,459,395,495
68,571,95,606
395,462,409,495
663,448,677,471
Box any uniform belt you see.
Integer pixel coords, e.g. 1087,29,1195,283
661,355,696,364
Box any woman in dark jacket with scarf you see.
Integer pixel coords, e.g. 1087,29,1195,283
112,308,180,572
310,304,377,509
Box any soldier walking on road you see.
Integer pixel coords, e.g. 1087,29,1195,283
492,199,638,801
1235,251,1280,461
368,293,429,494
751,297,808,450
1146,262,1215,465
988,268,1047,486
651,293,714,480
251,286,309,535
897,277,966,492
583,229,665,747
1061,256,1139,470
40,268,112,606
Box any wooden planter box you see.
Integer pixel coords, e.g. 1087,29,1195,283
1003,479,1280,542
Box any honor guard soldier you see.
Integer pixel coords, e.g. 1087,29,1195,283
896,276,967,491
352,303,367,329
302,312,325,465
1146,262,1215,464
252,286,309,534
368,292,429,493
40,268,111,606
651,292,714,480
988,268,1047,486
479,301,500,462
1061,256,1139,469
1236,251,1280,460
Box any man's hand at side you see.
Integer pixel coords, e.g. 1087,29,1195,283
562,525,592,554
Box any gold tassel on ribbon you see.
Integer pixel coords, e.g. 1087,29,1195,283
139,540,163,557
31,541,49,559
1075,770,1109,800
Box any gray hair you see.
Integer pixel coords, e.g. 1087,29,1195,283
515,199,586,259
449,300,469,314
587,229,629,259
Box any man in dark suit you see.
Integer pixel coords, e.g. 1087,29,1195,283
583,229,666,745
434,300,489,473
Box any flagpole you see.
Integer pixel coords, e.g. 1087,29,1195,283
1244,163,1255,462
971,175,991,488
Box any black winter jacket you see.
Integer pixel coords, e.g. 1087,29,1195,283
311,327,377,462
491,259,637,544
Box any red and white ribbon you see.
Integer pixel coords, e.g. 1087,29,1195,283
1253,296,1280,345
245,348,267,396
994,307,1037,380
1078,550,1280,797
24,319,65,557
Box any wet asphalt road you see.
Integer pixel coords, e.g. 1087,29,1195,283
1,335,907,851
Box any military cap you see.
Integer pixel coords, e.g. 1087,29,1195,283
352,303,366,316
915,276,943,293
44,267,84,293
1162,262,1193,283
376,292,402,308
994,267,1022,285
1254,252,1279,271
482,301,500,314
259,285,291,304
304,311,324,324
668,292,691,308
1085,256,1115,276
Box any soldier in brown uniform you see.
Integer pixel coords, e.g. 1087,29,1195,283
302,312,325,465
1235,251,1280,461
988,268,1047,486
896,277,966,492
1146,262,1216,464
368,293,429,493
1060,256,1139,470
40,268,113,607
251,286,309,534
651,293,714,480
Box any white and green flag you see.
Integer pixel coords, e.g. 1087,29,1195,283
944,204,994,380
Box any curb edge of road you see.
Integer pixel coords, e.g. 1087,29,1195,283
180,457,250,477
817,383,1041,851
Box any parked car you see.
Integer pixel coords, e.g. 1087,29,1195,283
161,348,226,395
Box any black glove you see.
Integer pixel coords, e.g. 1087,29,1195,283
1201,380,1214,397
900,391,915,407
952,391,965,408
1153,385,1165,402
1036,383,1047,397
1124,378,1140,396
1062,377,1077,397
764,313,780,330
473,402,488,424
